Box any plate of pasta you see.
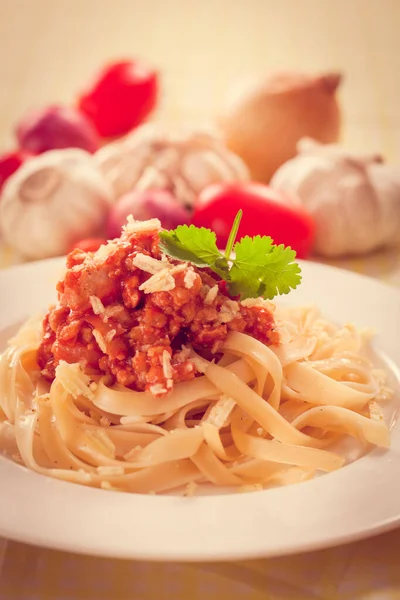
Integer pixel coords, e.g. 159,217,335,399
0,214,399,561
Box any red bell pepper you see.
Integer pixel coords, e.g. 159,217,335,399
78,59,158,138
191,182,315,258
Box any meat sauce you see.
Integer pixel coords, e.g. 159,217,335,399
37,222,279,397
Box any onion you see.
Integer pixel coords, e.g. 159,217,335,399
16,105,100,154
107,189,190,238
219,71,342,183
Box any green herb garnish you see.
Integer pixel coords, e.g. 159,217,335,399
159,210,302,300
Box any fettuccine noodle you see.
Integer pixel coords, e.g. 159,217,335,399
0,306,392,495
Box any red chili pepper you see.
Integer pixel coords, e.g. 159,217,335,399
69,237,107,253
191,182,315,259
0,151,26,192
78,59,158,138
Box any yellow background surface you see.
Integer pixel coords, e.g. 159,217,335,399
0,0,400,597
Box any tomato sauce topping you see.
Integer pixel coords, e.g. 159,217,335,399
37,220,279,397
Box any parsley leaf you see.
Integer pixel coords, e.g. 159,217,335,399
159,225,219,266
159,225,229,278
229,236,302,300
159,213,302,300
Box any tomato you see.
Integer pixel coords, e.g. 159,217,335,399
191,182,315,258
69,237,106,253
78,59,158,138
0,151,27,192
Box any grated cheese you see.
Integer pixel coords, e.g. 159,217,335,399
189,352,209,374
241,298,276,312
149,383,168,396
217,300,239,324
71,264,84,273
183,481,198,497
89,295,105,315
55,361,94,400
93,329,107,353
239,484,263,493
94,242,119,262
77,470,94,483
369,401,385,421
171,264,189,275
123,215,161,234
120,415,149,425
204,285,219,305
105,329,116,343
139,268,175,293
103,305,124,321
205,395,236,428
131,252,168,274
162,350,173,379
97,465,125,476
123,445,143,461
100,481,121,491
184,267,197,289
99,416,110,427
175,345,191,363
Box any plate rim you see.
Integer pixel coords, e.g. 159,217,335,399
1,256,400,562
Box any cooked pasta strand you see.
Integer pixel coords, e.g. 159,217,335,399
0,305,393,496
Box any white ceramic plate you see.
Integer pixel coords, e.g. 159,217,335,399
0,257,400,562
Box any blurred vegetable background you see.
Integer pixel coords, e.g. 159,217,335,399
0,0,399,271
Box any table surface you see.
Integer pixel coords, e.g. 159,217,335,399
1,0,400,598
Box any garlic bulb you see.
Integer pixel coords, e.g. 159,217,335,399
95,123,249,207
0,149,113,260
270,138,400,257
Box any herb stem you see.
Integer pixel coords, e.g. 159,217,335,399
224,210,243,260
